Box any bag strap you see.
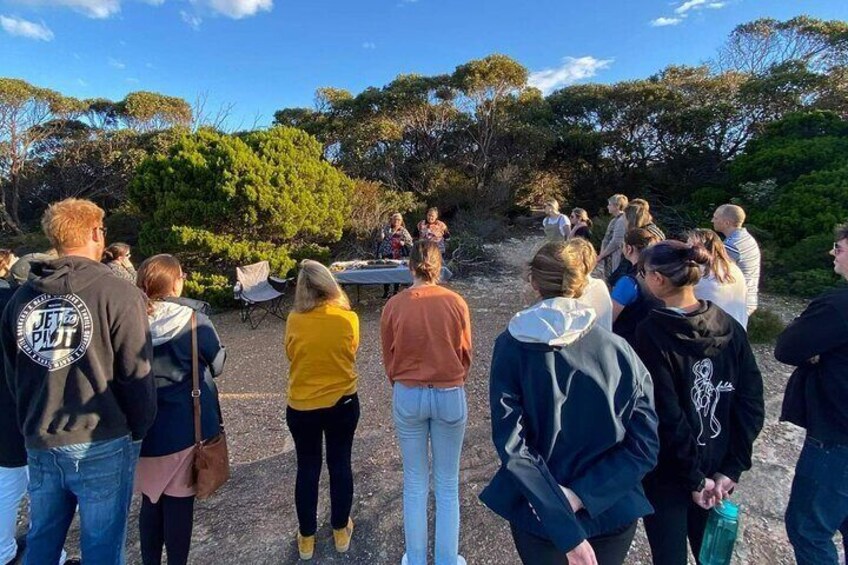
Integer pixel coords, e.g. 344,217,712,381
191,312,202,446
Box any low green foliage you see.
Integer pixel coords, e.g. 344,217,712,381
747,308,786,345
182,272,233,309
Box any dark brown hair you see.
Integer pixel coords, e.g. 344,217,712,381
102,242,131,263
836,221,848,242
624,228,661,251
410,240,442,283
137,254,183,314
639,240,711,288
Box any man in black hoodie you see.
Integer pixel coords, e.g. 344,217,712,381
0,198,156,565
777,222,848,565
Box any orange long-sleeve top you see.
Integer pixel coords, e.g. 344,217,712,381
380,284,472,387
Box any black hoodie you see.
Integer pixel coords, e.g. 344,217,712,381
0,256,156,449
633,301,764,491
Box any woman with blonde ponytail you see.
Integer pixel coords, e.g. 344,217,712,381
481,240,659,565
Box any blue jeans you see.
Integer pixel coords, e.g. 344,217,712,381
24,435,140,565
393,383,467,565
785,437,848,565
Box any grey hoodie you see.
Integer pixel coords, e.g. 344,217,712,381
0,255,156,449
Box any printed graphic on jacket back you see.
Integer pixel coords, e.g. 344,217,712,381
16,294,93,371
690,359,734,446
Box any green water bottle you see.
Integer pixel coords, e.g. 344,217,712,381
698,500,739,565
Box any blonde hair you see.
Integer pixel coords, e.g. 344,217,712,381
0,249,14,278
608,194,629,211
293,259,350,313
624,201,651,230
409,240,442,283
567,238,597,279
528,241,589,300
41,198,105,252
716,204,746,227
545,200,560,213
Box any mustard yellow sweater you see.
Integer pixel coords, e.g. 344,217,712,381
285,304,359,410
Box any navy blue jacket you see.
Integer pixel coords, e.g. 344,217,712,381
480,299,658,553
140,299,226,457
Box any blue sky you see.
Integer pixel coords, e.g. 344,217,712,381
1,0,847,127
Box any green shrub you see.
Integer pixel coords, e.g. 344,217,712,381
766,268,841,297
182,272,233,309
747,308,786,345
130,126,353,282
3,231,51,254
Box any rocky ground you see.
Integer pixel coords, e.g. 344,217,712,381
51,235,823,563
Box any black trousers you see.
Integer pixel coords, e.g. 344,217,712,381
139,494,195,565
510,521,637,565
643,481,710,565
286,394,360,536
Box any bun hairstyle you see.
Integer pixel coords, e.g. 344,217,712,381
528,241,589,300
410,240,442,284
102,242,131,263
571,208,592,228
137,254,183,315
639,240,712,288
684,228,736,284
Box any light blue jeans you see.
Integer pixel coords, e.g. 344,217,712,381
393,382,467,565
0,465,67,565
24,435,140,565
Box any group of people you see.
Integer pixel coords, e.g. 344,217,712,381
375,208,450,298
0,193,845,565
0,199,224,565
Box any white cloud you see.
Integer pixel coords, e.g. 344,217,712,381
180,9,201,28
0,15,54,40
362,41,376,49
528,56,613,94
707,2,726,8
204,0,271,19
17,0,120,18
126,77,139,84
675,0,707,14
76,78,88,86
108,57,125,69
650,16,683,27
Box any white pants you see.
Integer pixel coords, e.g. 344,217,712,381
0,465,66,565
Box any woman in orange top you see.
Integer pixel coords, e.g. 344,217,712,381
380,240,472,565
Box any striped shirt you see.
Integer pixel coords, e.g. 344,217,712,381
724,228,761,315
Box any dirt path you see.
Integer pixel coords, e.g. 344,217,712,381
55,235,810,564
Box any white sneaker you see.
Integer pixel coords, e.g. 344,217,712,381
457,557,467,565
401,554,408,565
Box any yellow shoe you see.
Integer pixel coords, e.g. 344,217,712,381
297,532,314,561
333,517,354,553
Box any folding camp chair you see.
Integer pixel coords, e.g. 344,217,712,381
233,261,288,329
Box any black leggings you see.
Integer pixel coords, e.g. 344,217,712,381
139,494,195,565
510,521,637,565
643,481,710,565
286,394,360,536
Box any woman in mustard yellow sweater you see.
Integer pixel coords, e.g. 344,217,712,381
285,260,360,561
